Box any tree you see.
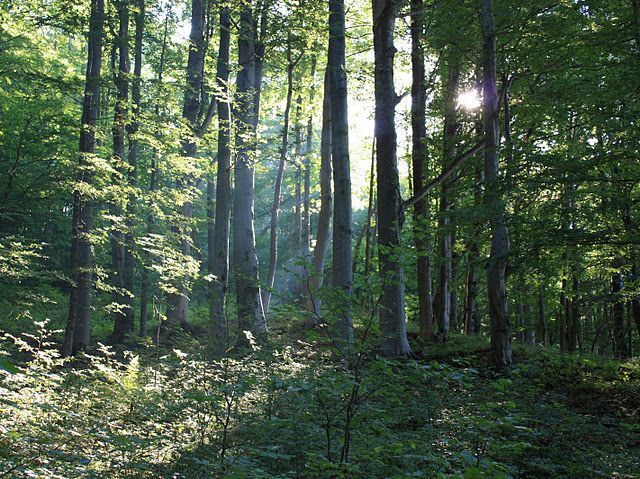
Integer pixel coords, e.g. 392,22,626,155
62,0,105,356
305,68,333,320
263,34,301,314
481,0,512,369
410,0,434,343
166,0,208,332
373,0,411,357
208,4,232,358
234,0,268,340
110,0,134,343
328,0,354,346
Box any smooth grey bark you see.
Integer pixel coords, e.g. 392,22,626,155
435,56,460,342
111,0,133,343
263,37,297,314
234,0,267,342
410,0,433,343
373,0,411,357
328,0,354,345
63,0,104,356
481,0,512,369
208,5,232,358
305,69,333,320
166,0,207,331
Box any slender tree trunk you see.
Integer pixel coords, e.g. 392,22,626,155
121,0,144,339
63,0,104,356
632,261,640,336
234,0,267,342
612,257,629,358
410,0,433,342
373,0,411,357
111,0,133,343
464,158,483,335
435,57,460,342
208,5,232,357
353,138,376,277
328,0,354,345
263,38,296,313
305,69,332,320
292,95,304,294
481,0,512,369
539,282,548,346
363,140,377,281
303,59,317,265
166,0,207,331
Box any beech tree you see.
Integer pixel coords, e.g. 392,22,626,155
234,0,267,339
62,0,105,356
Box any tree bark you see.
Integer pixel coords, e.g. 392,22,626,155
207,5,232,358
111,0,133,343
234,0,267,343
166,0,207,331
373,0,411,357
63,0,104,356
481,0,512,369
410,0,434,343
328,0,354,346
123,0,144,338
305,69,333,321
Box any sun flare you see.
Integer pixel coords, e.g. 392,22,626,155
457,90,482,110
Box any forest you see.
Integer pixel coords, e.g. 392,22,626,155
0,0,639,477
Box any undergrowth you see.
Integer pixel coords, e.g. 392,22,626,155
1,322,638,478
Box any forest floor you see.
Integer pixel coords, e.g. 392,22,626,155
1,316,639,478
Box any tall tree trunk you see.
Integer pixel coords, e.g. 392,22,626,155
63,0,104,356
481,0,512,369
208,5,232,358
328,0,354,345
435,57,460,342
305,69,332,320
234,0,267,342
410,0,433,343
166,0,207,331
263,37,296,314
373,0,411,357
111,0,133,343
